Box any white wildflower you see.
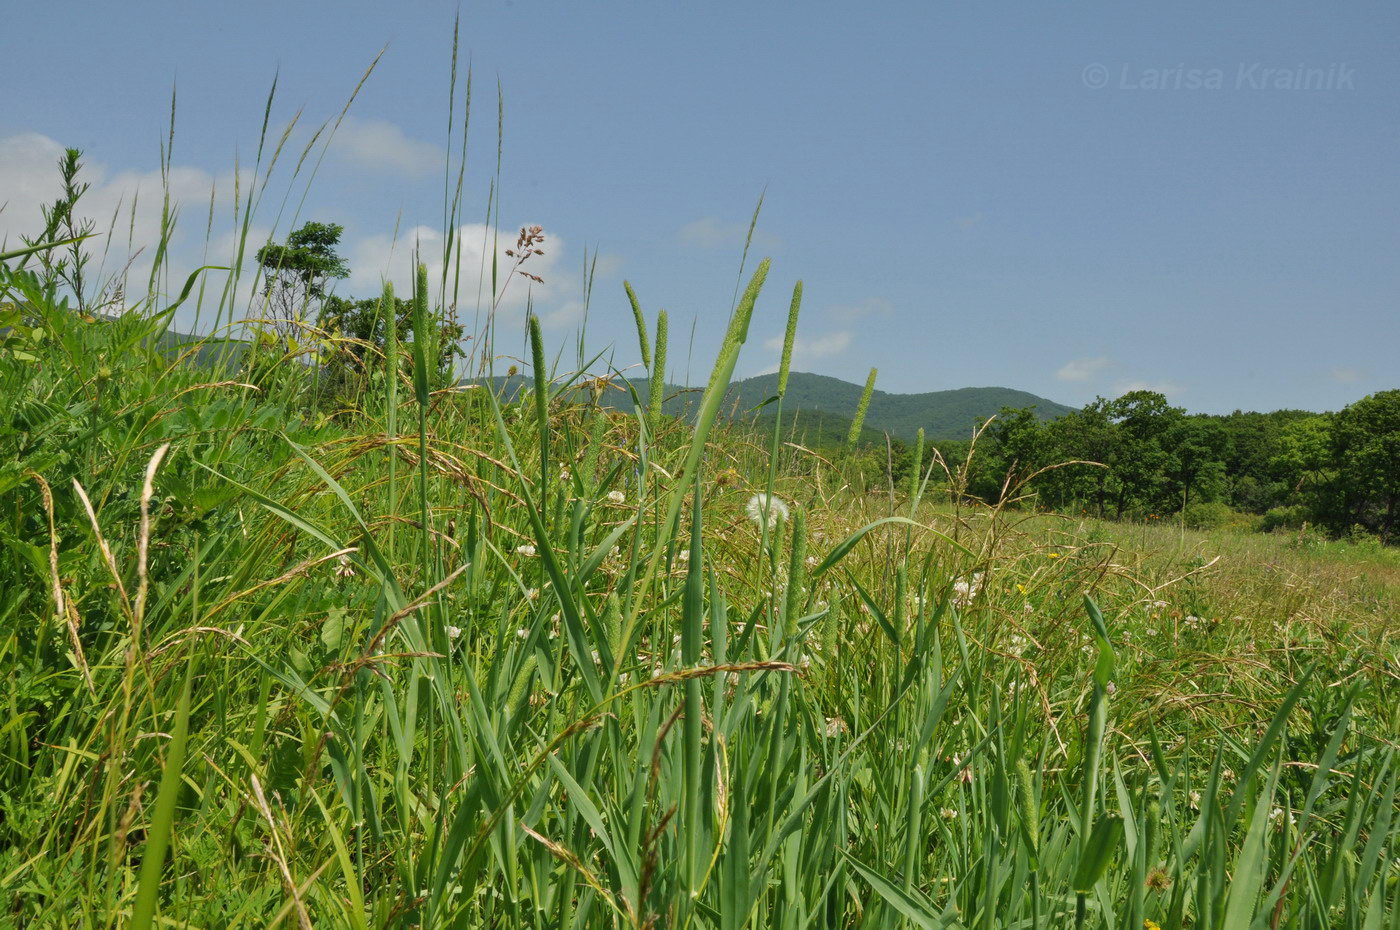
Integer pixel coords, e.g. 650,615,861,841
823,717,847,737
940,807,959,820
335,554,356,578
446,625,463,640
951,572,984,608
516,544,537,557
745,493,789,529
607,489,626,504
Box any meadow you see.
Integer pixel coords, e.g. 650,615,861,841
2,74,1398,930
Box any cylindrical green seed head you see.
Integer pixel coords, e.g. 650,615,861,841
1017,757,1040,854
508,654,537,709
847,367,878,447
529,314,547,419
624,281,650,370
777,280,802,397
380,280,399,412
648,309,669,441
605,591,623,657
412,262,433,405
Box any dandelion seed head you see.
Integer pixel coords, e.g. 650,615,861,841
745,493,789,529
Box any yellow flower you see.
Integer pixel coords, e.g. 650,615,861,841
1144,920,1162,930
1047,552,1060,559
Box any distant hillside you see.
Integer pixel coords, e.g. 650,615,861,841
572,371,1073,441
724,372,1074,441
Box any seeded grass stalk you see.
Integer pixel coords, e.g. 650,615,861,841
848,365,877,447
647,309,668,442
625,280,650,371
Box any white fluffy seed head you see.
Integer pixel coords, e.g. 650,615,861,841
745,493,790,529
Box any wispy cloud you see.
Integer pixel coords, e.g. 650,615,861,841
677,216,782,251
825,297,893,322
1055,356,1111,382
1331,366,1367,383
755,329,853,375
329,117,444,176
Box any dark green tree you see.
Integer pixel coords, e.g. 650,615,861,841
970,406,1047,504
1163,416,1227,510
1102,391,1182,518
1327,390,1400,541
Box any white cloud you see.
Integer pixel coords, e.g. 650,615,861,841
755,329,853,374
345,222,571,322
0,131,245,315
825,297,892,322
1055,356,1111,382
677,216,782,251
0,131,587,341
1331,366,1366,383
329,117,444,176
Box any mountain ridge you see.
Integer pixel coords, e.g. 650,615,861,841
589,371,1074,441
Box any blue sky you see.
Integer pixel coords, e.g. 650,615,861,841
2,1,1396,413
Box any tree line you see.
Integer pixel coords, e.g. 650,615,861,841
946,389,1399,543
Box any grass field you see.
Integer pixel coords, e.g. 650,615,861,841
1,244,1398,928
2,54,1398,926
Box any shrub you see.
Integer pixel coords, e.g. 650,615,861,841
1261,504,1310,533
1181,500,1253,530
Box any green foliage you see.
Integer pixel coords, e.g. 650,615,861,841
1181,500,1255,531
1325,389,1400,542
254,220,350,330
968,389,1399,545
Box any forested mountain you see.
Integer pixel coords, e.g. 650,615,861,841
596,371,1073,440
